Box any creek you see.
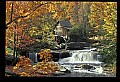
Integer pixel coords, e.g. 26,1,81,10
53,48,116,77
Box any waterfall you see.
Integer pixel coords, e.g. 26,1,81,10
58,49,102,64
29,52,38,63
34,53,38,63
58,48,103,74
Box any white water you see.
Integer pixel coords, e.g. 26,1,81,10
29,52,38,63
58,48,103,74
58,49,101,64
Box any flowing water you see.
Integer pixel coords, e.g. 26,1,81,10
58,49,100,63
51,72,115,77
28,48,115,77
29,52,38,63
57,48,115,77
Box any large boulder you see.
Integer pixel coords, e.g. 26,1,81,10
59,51,70,59
50,50,70,62
50,51,60,62
52,64,71,76
5,54,20,66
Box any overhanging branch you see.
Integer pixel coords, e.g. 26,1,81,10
6,2,51,29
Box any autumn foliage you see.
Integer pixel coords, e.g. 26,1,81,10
6,1,117,76
13,49,59,77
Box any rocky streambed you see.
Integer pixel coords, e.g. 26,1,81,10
5,63,116,77
51,72,116,77
50,65,116,77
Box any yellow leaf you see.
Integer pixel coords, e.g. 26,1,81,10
23,12,29,16
17,18,21,22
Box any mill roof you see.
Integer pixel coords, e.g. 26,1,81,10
55,20,72,29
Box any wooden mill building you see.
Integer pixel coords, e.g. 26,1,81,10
54,19,72,44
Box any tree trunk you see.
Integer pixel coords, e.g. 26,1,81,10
13,24,16,59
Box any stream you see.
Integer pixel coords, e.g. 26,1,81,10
51,48,116,77
51,72,115,77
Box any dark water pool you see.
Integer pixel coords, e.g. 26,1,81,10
51,72,116,77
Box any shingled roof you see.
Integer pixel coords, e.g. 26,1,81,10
55,20,72,29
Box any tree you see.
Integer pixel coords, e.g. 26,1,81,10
88,2,117,65
6,1,53,57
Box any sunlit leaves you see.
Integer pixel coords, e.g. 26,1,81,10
89,2,117,65
6,1,86,52
13,56,34,76
89,2,105,29
38,49,53,61
13,49,59,77
102,2,117,37
89,2,117,39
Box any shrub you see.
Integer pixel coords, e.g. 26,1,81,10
69,25,87,42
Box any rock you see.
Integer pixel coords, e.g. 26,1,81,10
59,65,71,73
60,52,70,59
67,42,90,50
50,50,70,62
5,70,20,77
5,55,20,66
50,51,60,62
52,67,71,76
52,58,59,62
52,71,66,76
64,69,71,73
